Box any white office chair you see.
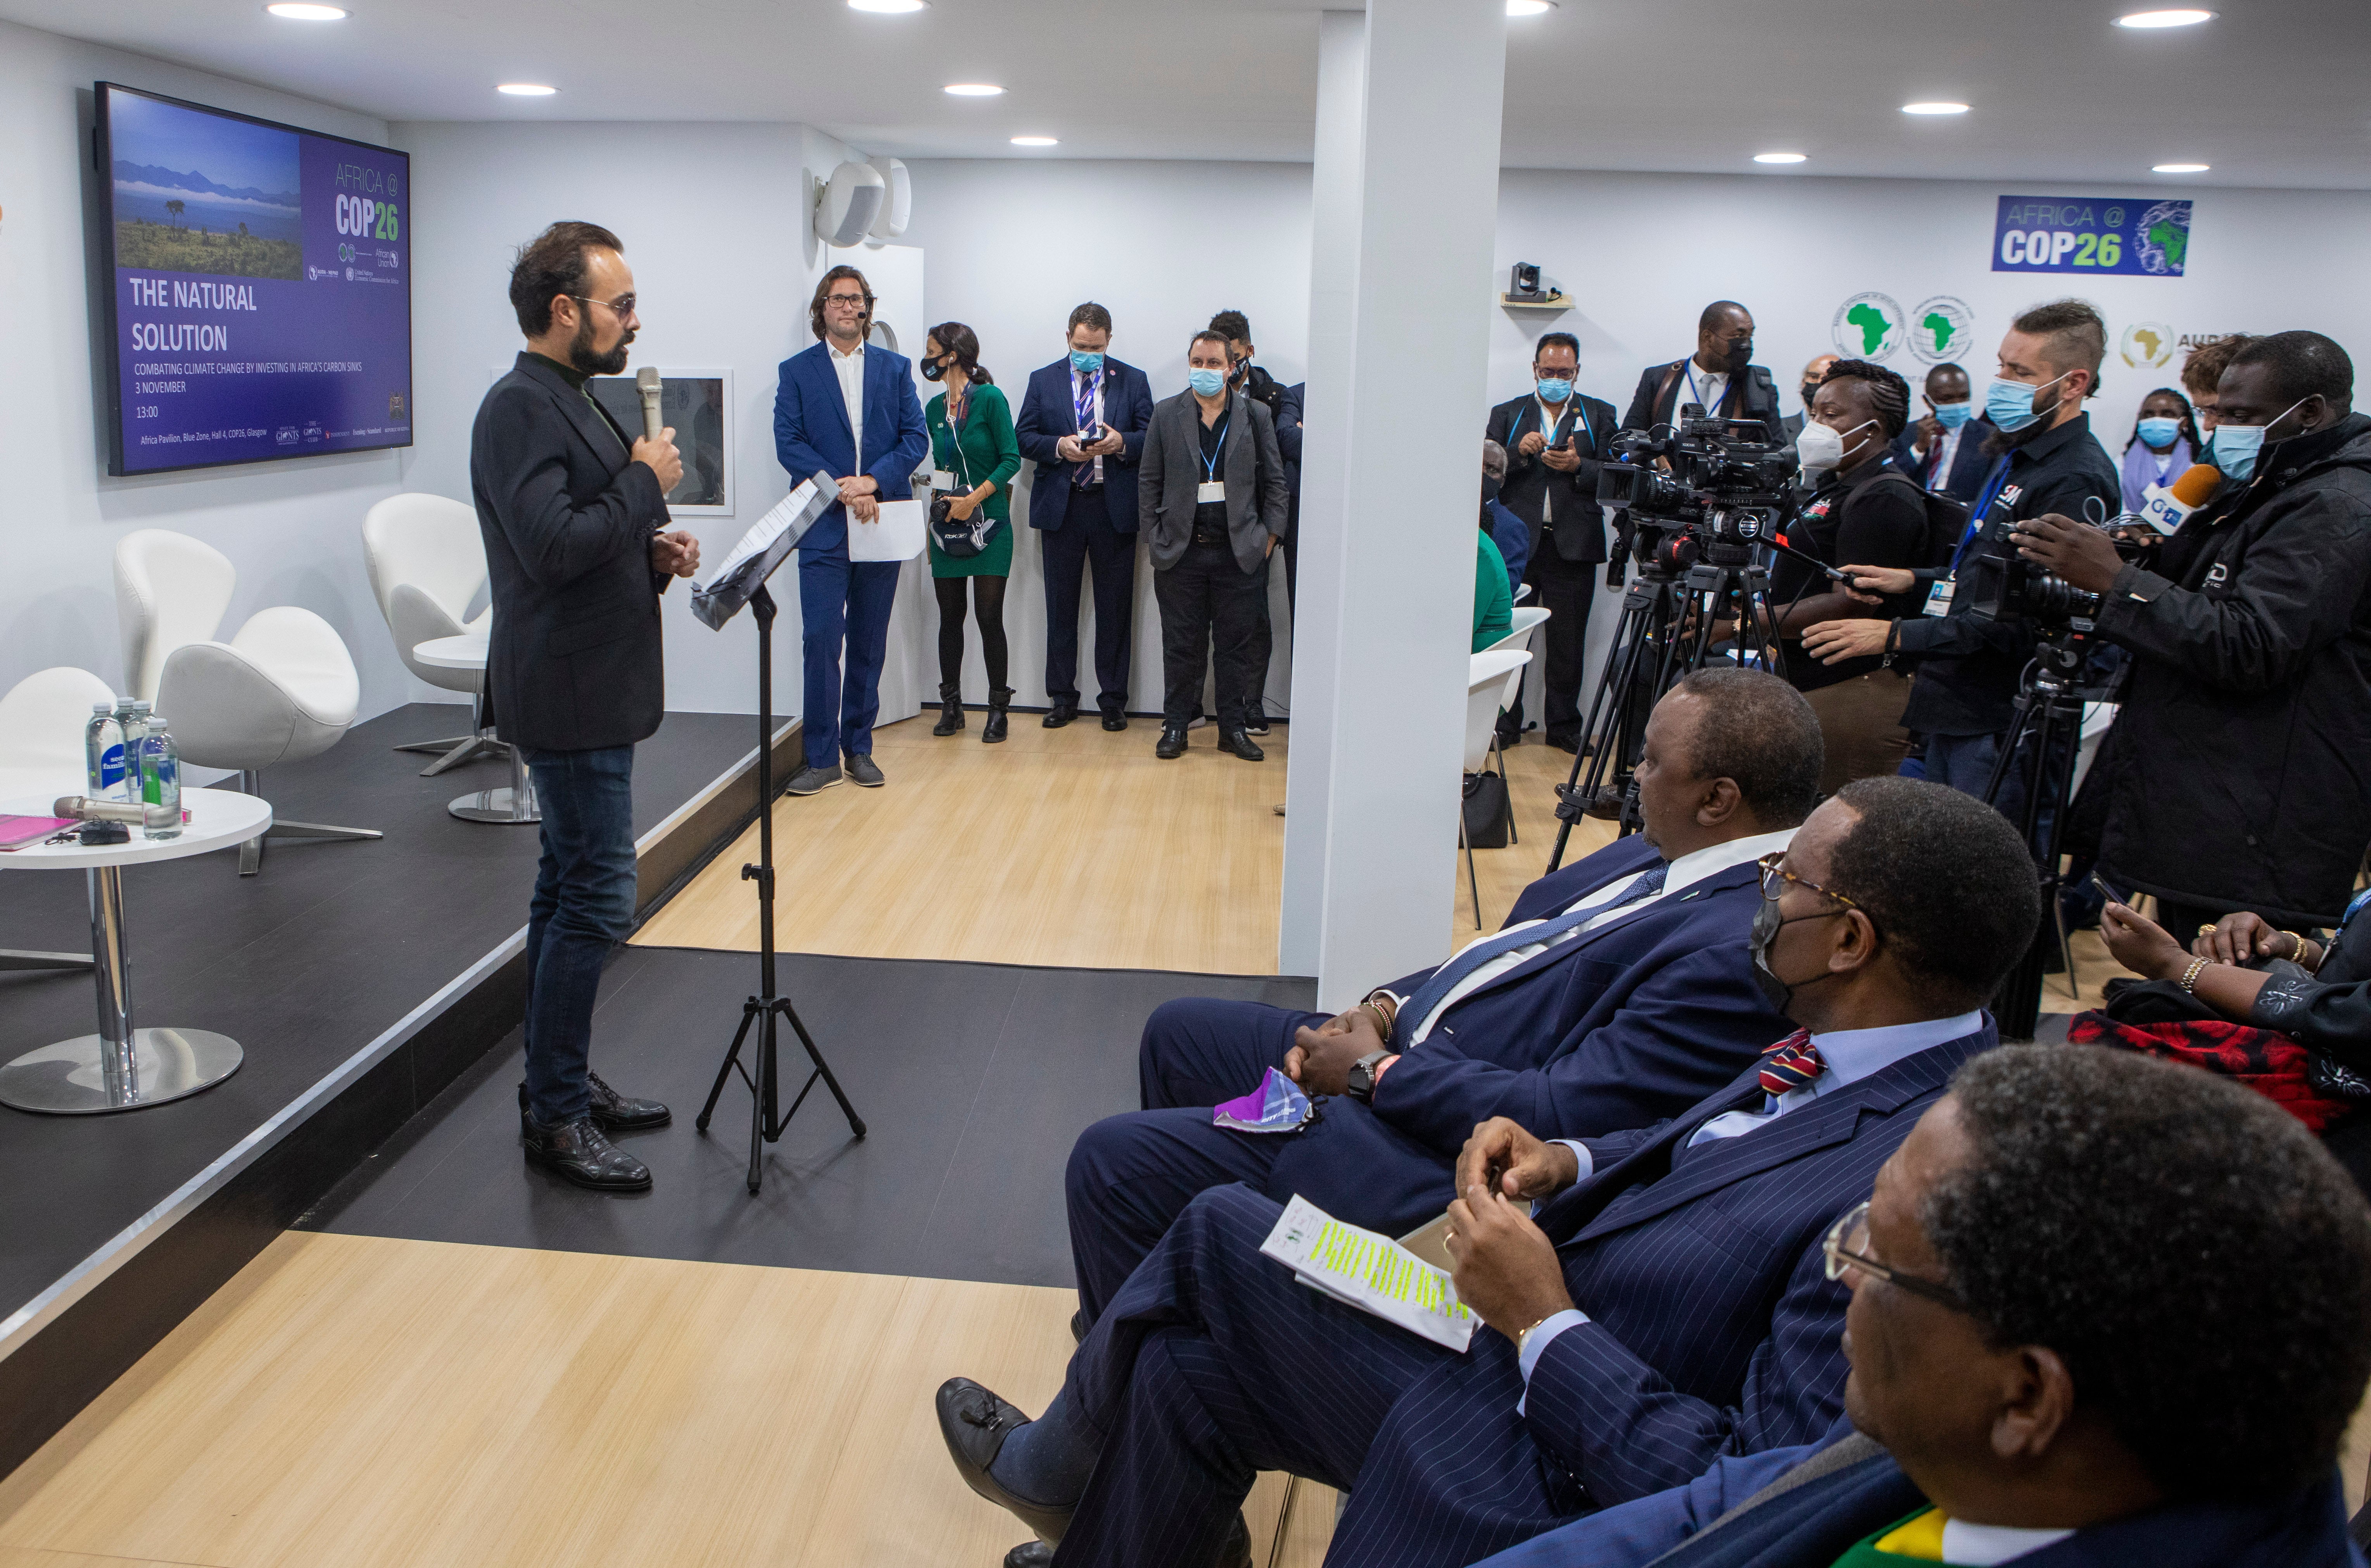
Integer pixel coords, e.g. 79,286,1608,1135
361,493,497,775
0,667,115,976
1478,605,1552,799
1461,648,1532,928
1513,582,1532,603
115,529,380,876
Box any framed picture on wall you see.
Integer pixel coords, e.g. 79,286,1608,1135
587,368,736,516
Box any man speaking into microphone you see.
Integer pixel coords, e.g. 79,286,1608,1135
471,221,700,1193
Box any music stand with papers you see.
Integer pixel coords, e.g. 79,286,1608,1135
689,475,867,1193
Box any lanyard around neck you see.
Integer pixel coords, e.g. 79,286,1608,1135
1684,362,1726,413
1201,410,1230,481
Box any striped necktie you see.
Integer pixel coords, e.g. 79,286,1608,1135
1394,861,1670,1035
1757,1029,1826,1097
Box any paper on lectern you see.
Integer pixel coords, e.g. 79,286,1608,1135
689,471,836,630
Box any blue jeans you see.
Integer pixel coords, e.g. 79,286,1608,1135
521,744,637,1125
798,551,901,769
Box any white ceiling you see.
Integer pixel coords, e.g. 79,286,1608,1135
15,0,2371,189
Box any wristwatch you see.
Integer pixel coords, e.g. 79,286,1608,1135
1344,1049,1391,1104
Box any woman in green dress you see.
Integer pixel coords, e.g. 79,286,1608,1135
922,322,1023,742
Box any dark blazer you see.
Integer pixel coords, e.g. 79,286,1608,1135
1473,1433,2366,1568
771,340,930,560
1891,417,1996,501
1261,834,1792,1234
1013,356,1156,534
1623,359,1784,436
1487,390,1620,563
1139,389,1288,573
470,351,669,754
1489,497,1532,591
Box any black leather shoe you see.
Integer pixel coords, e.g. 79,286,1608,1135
1156,725,1188,760
984,686,1014,745
933,683,967,736
786,763,841,795
1003,1511,1246,1567
1100,710,1128,732
1043,701,1079,729
1003,1543,1053,1568
1070,1307,1089,1344
845,753,885,787
1218,726,1266,762
937,1378,1075,1546
1545,728,1582,755
518,1077,670,1133
1242,708,1270,736
522,1114,651,1192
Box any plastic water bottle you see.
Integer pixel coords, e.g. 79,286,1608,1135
138,716,181,841
115,700,152,806
85,703,126,800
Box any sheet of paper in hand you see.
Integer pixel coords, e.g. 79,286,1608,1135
1212,1066,1314,1133
1259,1194,1477,1352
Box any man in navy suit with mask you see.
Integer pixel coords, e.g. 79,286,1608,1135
1058,666,1817,1330
940,777,2039,1568
773,263,930,795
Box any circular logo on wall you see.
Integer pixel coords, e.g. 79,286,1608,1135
2134,200,2191,276
2120,321,2176,368
1831,293,1906,360
1907,296,1976,365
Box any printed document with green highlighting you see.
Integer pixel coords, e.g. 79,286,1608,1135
1259,1195,1477,1352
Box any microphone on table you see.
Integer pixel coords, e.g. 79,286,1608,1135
636,365,665,445
2135,462,2223,536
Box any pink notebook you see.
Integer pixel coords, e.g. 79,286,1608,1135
0,816,75,851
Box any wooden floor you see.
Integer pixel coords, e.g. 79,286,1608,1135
0,1233,1338,1568
634,714,1619,972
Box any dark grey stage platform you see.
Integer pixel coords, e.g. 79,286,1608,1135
0,703,793,1476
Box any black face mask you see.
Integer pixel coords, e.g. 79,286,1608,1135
922,356,947,382
1726,340,1753,372
1481,475,1502,507
1748,895,1843,1016
1800,383,1822,407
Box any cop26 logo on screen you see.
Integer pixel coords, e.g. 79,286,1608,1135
1993,196,2190,277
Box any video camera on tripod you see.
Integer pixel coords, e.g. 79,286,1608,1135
1597,410,1801,539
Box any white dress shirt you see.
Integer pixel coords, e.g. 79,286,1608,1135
1394,829,1795,1048
1514,1007,1986,1395
1532,394,1574,522
831,340,865,471
1071,366,1107,485
1941,1520,2077,1564
1922,421,1965,487
1678,362,1729,422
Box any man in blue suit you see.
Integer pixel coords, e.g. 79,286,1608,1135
939,777,2042,1568
773,264,930,794
1469,1045,2371,1568
1062,667,1816,1328
1890,363,1994,503
1015,302,1157,730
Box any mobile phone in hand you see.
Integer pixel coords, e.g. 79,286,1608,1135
1078,421,1105,446
2088,870,2120,907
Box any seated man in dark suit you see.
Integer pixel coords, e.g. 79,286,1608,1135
941,776,2041,1568
1468,1044,2371,1568
1064,666,1817,1332
1889,361,1994,503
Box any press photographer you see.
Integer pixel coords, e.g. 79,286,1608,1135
1801,300,2119,817
2012,330,2371,934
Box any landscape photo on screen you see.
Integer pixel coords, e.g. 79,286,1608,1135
103,85,412,475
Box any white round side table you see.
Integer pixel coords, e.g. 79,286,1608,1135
0,789,273,1114
413,632,539,824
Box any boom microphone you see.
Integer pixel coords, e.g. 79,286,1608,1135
2136,462,2222,536
636,364,665,444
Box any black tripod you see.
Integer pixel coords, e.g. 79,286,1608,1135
1548,517,1787,870
1980,619,2105,1041
696,585,866,1193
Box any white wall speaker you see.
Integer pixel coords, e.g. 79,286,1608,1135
867,155,912,240
815,160,886,248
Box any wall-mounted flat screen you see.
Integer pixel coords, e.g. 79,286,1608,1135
97,82,412,475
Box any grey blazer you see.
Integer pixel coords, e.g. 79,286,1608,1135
1138,390,1288,573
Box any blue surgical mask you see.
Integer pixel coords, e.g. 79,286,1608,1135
1984,370,2070,434
1931,399,1973,430
1188,367,1227,398
2208,398,2306,482
1535,376,1574,403
2136,416,2181,448
1070,349,1103,375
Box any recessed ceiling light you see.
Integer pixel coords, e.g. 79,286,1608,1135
944,83,1005,97
1901,101,1970,116
2152,162,2210,173
497,83,556,96
1753,152,1807,164
1506,0,1556,15
265,2,347,17
2115,9,2216,27
848,0,928,10
1011,135,1059,147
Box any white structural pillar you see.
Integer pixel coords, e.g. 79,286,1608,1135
1281,0,1507,1005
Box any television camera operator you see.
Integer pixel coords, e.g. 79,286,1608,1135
2012,330,2371,937
1800,300,2119,821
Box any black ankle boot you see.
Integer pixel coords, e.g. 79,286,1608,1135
933,682,966,736
983,686,1013,744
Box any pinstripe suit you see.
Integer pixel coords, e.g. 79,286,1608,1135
1045,1024,1995,1568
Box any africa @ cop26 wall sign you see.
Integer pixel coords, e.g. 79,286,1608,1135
1992,195,2192,278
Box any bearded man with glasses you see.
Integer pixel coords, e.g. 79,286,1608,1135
935,779,2042,1568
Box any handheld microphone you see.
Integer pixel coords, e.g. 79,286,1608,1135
636,365,665,445
2136,462,2221,536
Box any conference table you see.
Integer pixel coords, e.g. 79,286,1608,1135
0,789,271,1114
413,632,539,825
